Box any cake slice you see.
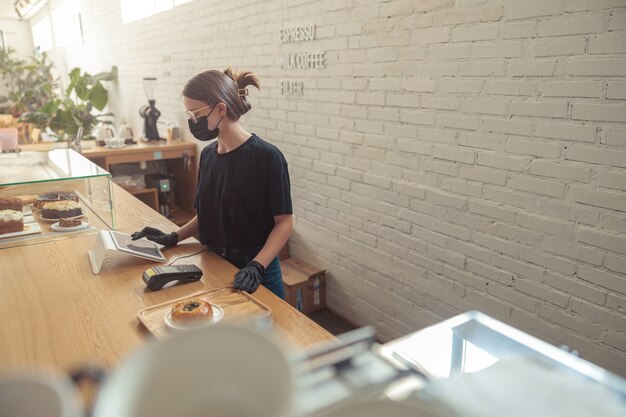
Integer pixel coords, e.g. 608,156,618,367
0,209,24,234
0,197,23,212
41,201,82,219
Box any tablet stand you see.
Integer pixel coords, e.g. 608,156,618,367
88,230,163,274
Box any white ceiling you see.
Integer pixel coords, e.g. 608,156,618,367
0,1,20,20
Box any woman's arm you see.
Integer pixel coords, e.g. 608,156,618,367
175,215,199,241
253,214,293,267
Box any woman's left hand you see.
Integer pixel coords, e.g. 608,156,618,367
233,260,265,293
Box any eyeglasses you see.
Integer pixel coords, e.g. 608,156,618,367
185,105,212,124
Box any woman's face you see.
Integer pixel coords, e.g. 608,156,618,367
184,96,216,125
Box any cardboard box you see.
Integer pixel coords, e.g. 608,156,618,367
281,258,326,314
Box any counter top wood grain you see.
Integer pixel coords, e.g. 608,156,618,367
0,184,334,373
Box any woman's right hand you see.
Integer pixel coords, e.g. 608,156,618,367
131,227,179,247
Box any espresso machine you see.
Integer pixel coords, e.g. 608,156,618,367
139,77,163,141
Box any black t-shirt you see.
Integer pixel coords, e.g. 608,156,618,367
195,134,293,249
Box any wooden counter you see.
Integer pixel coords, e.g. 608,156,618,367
0,184,334,373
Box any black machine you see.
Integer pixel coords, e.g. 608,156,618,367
139,77,163,141
142,264,203,291
145,173,174,219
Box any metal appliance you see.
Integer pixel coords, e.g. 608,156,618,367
139,77,163,141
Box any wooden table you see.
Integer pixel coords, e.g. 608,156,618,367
0,184,334,374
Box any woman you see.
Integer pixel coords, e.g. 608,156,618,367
132,68,292,299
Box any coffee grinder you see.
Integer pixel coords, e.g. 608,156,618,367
139,77,163,141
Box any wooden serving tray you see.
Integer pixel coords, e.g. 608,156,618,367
137,286,272,338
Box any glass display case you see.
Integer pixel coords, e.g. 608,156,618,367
0,149,115,248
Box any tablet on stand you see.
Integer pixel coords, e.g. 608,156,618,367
88,230,165,274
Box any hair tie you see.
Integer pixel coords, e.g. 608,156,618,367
238,88,249,97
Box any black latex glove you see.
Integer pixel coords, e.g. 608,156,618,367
233,260,265,293
131,227,179,247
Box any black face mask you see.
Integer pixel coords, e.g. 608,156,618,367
188,106,224,141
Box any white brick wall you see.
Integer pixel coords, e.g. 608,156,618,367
48,0,626,376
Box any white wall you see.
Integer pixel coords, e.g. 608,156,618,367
0,19,33,59
52,0,626,375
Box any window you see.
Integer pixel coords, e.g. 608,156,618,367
31,16,53,52
121,0,194,24
52,0,82,47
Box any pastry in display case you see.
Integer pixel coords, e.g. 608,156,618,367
0,149,115,248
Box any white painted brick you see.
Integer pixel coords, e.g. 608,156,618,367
598,170,626,191
492,252,546,281
458,132,503,150
427,189,467,210
461,165,507,185
484,80,539,96
368,108,400,122
542,81,604,98
397,138,431,155
566,59,626,76
387,94,421,108
518,212,575,237
578,265,626,295
419,127,456,144
609,11,626,30
433,7,483,25
460,60,507,77
607,82,626,100
578,227,626,254
484,186,536,209
401,78,438,92
428,43,472,59
400,109,436,125
424,159,457,176
589,34,626,54
501,21,538,39
462,98,509,115
566,0,626,12
506,137,562,158
466,259,512,285
510,100,568,118
441,178,483,197
508,59,557,76
433,145,476,164
483,118,535,136
437,114,481,130
535,121,597,142
520,246,578,275
606,293,626,313
444,263,488,290
572,299,626,332
477,152,529,172
422,95,462,110
538,199,600,226
537,14,605,37
465,287,513,318
604,128,626,147
488,282,539,312
539,304,600,339
605,214,626,234
490,223,545,246
474,231,518,256
533,38,586,57
469,200,516,222
439,79,484,94
573,103,626,123
530,160,591,182
545,271,607,305
428,244,467,268
452,24,499,42
607,254,626,275
505,0,565,20
515,278,570,308
542,237,605,266
411,27,451,44
474,41,523,58
572,186,626,212
566,146,626,168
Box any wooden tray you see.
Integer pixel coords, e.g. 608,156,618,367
137,286,272,338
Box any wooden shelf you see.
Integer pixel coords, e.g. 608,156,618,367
128,187,158,211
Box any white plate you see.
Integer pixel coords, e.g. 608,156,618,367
164,304,224,331
51,220,90,232
105,144,126,149
40,213,84,222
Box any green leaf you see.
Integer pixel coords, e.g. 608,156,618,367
88,82,108,110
